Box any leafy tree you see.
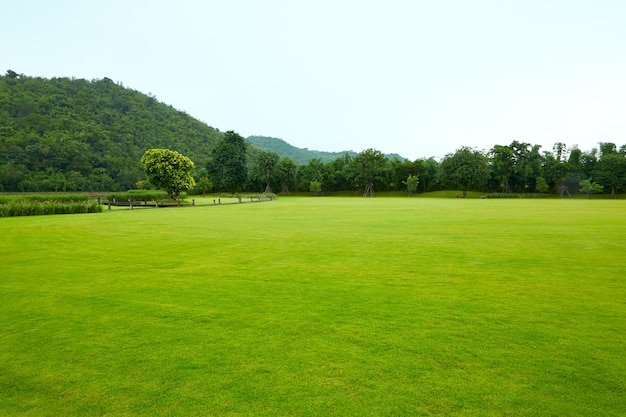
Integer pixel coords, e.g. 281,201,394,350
140,148,196,199
208,130,248,193
309,179,322,196
403,174,419,195
595,153,626,198
324,153,352,191
275,157,298,195
535,176,549,194
417,157,441,192
298,158,326,191
579,179,604,198
195,176,213,196
489,141,536,193
0,73,223,192
438,147,490,198
256,150,280,193
543,143,574,196
349,148,388,197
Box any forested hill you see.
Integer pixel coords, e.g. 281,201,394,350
246,136,357,164
246,135,406,164
0,71,224,192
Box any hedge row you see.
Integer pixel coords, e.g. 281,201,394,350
105,190,168,202
0,200,103,217
0,194,90,204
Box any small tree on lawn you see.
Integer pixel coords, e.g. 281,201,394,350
310,179,322,196
535,176,549,195
403,174,419,195
438,147,490,198
350,148,387,197
579,178,604,199
195,176,213,197
140,149,196,199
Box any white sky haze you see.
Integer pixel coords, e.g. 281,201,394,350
2,0,625,160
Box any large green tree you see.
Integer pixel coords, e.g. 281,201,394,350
439,147,490,197
349,148,388,197
595,152,626,198
256,150,280,193
275,157,298,195
298,158,326,192
208,130,248,193
140,148,196,199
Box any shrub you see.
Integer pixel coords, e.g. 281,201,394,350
0,196,102,217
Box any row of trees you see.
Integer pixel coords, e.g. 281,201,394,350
175,135,626,198
5,72,625,197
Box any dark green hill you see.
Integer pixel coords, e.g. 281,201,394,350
246,135,406,164
0,71,408,193
0,71,224,192
246,136,356,164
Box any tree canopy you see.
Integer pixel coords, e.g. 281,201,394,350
140,149,196,199
439,147,490,197
350,148,388,197
3,72,626,197
0,72,221,192
208,131,248,194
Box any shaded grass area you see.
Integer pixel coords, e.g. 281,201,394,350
1,198,625,416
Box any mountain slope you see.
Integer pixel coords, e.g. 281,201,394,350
0,72,223,191
246,136,406,164
246,136,356,164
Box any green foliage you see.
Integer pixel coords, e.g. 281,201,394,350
402,174,419,195
535,176,549,194
439,146,490,197
0,73,222,192
275,157,298,195
309,179,322,195
246,135,357,164
482,193,522,198
106,190,168,202
0,194,89,203
193,176,213,196
349,148,388,196
579,178,604,198
140,149,196,199
255,150,280,193
0,195,101,217
208,131,248,193
594,151,626,198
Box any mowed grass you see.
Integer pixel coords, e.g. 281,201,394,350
1,197,624,416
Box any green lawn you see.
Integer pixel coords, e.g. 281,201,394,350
1,197,624,416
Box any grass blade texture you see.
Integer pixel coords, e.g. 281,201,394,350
1,197,624,416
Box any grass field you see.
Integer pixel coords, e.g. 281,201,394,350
1,197,625,416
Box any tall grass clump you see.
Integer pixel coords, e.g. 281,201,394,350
106,190,168,203
0,195,101,217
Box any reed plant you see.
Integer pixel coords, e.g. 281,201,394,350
0,195,101,217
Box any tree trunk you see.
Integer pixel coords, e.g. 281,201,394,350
363,182,374,197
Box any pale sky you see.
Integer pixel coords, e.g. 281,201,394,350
2,0,625,160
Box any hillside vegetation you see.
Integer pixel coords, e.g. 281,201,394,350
0,71,223,192
247,135,405,164
2,71,624,197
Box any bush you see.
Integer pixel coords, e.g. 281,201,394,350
105,190,167,203
483,193,522,199
0,195,101,217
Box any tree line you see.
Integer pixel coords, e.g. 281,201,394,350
2,71,625,197
189,135,626,198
